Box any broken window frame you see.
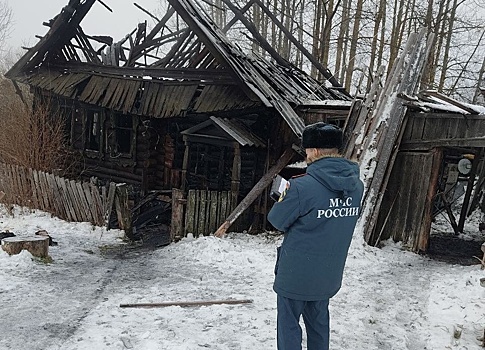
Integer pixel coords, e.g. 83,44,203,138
83,109,104,154
106,112,137,159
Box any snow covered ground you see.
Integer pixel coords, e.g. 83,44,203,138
1,206,485,350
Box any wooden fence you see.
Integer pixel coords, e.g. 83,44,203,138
0,163,106,226
185,190,237,236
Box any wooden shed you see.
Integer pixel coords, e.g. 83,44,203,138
344,30,485,256
5,0,352,240
373,94,485,252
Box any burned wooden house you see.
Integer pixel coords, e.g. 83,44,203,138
5,0,352,240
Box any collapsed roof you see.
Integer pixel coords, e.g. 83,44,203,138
6,0,351,137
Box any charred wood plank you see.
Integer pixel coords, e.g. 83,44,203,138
6,0,97,77
120,299,252,308
146,29,192,68
50,62,235,82
218,0,291,70
363,29,434,245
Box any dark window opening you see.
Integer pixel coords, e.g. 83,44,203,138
113,113,133,155
85,110,101,151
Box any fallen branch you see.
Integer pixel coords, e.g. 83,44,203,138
120,299,253,308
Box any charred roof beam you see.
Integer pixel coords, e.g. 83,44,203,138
6,0,97,78
46,62,237,83
220,0,344,89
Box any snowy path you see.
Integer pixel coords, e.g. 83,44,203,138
1,209,484,349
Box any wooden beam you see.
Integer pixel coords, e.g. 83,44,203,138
400,137,485,150
252,0,343,88
96,0,113,12
47,62,236,82
120,299,253,308
362,29,434,245
221,0,254,33
420,90,480,115
457,148,483,232
6,0,97,78
214,147,296,237
218,0,292,69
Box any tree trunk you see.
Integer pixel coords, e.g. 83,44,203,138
344,0,363,91
311,0,323,78
1,236,49,258
335,0,349,82
368,0,386,90
438,0,458,91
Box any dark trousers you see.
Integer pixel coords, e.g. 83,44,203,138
277,295,330,350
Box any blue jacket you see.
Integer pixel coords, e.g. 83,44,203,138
268,157,364,301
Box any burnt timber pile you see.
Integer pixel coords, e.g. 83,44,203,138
5,0,351,242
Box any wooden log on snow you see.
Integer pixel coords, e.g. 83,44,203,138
120,299,253,308
1,236,49,258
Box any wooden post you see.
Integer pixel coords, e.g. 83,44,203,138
181,140,190,192
231,144,241,209
171,188,186,241
458,149,483,233
105,182,117,229
115,183,133,240
214,147,296,237
1,236,49,258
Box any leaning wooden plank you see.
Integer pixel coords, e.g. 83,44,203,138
81,182,98,224
74,180,92,222
27,168,39,209
363,29,434,244
105,182,117,228
52,174,72,221
44,173,60,217
90,183,105,227
38,172,53,213
56,176,76,222
215,147,296,237
120,299,253,308
68,180,85,222
32,171,46,211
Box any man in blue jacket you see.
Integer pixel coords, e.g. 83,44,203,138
268,122,364,350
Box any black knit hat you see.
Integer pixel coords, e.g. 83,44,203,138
301,122,343,149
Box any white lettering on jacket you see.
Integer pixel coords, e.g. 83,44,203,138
317,197,359,219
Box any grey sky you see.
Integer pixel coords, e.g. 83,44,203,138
6,0,161,49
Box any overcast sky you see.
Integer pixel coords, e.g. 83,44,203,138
6,0,161,49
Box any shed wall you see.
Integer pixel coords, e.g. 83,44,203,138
374,150,442,252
